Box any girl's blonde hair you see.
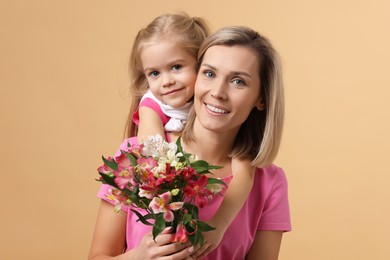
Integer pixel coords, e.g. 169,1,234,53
183,26,285,168
124,13,210,138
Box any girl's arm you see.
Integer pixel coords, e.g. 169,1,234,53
246,231,283,260
137,106,166,142
88,200,194,260
191,158,255,258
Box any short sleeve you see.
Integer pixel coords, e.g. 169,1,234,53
258,168,292,231
132,98,170,126
97,184,130,212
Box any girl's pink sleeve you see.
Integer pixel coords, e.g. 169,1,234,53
258,167,292,231
132,98,170,126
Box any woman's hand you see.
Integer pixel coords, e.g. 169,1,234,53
188,227,225,259
89,200,194,260
129,228,195,260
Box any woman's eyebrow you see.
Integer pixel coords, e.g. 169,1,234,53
200,63,217,70
230,71,252,78
202,63,252,78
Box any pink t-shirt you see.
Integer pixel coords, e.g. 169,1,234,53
132,98,170,127
97,137,291,259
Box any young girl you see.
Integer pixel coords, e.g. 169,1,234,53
124,13,257,257
124,13,209,142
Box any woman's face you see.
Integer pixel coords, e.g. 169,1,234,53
194,45,263,135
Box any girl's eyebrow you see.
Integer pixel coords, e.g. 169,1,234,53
201,63,252,78
144,59,188,71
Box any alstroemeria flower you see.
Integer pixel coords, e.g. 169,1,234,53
177,166,196,180
149,191,184,222
105,188,130,212
184,175,213,208
206,182,223,194
113,169,134,189
141,134,165,158
137,157,157,173
115,153,132,168
170,223,188,243
139,185,158,199
97,156,114,174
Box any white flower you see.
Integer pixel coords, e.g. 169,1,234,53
141,134,165,158
206,182,223,194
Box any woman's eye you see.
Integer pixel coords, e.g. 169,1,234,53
232,78,245,86
149,71,160,77
203,70,215,78
172,65,182,71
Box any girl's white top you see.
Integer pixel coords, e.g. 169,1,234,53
140,90,192,132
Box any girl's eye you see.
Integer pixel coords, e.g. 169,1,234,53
172,65,182,71
203,70,215,78
232,78,246,86
149,71,160,77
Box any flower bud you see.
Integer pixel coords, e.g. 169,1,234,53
171,189,180,196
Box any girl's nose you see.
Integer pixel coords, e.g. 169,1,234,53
162,74,176,87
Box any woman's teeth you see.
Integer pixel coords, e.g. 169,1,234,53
206,104,228,114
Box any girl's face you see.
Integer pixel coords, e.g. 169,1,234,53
194,45,263,135
141,40,197,108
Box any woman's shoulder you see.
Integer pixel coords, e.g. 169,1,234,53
253,164,288,195
113,137,139,157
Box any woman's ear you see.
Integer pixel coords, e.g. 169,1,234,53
255,98,265,111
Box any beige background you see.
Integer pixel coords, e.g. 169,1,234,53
1,0,389,259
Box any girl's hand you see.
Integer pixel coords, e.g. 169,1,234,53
129,228,195,260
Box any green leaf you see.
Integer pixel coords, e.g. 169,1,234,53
152,214,166,241
182,213,192,224
197,231,204,246
98,172,119,189
188,232,198,246
130,186,140,204
102,156,118,170
207,177,227,186
124,151,138,167
176,137,183,153
197,220,216,232
130,209,154,226
192,160,223,174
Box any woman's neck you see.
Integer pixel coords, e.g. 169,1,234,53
182,119,238,176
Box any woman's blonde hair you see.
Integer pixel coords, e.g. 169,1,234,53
124,13,210,138
182,26,285,167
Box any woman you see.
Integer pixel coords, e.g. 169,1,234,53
89,26,291,260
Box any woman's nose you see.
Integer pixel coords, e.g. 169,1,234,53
210,80,227,100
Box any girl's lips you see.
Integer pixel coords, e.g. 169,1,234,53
164,88,184,95
205,103,229,114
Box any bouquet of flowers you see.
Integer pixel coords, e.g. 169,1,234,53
97,134,225,246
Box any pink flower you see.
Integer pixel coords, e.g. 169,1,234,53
149,191,184,222
115,153,131,168
184,175,212,208
137,157,157,172
113,169,134,189
170,223,188,243
105,188,130,212
97,157,114,174
139,186,158,199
